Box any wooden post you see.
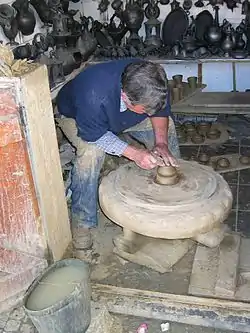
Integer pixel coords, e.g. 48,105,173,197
0,65,71,311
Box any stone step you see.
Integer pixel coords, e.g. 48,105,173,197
189,233,241,299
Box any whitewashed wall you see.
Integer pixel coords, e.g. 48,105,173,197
0,0,249,91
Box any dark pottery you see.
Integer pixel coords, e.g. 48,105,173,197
76,17,97,60
171,0,180,10
195,10,213,43
122,0,144,46
183,0,192,11
206,6,222,45
235,26,246,50
159,0,170,4
30,0,53,26
221,24,236,57
239,155,250,165
144,18,162,47
0,4,18,45
162,8,188,47
216,157,230,169
194,0,204,6
12,0,36,36
206,128,221,140
107,13,128,45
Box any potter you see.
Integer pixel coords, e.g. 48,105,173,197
56,59,180,254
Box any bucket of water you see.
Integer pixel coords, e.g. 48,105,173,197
23,259,91,333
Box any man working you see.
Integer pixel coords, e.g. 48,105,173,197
56,59,180,252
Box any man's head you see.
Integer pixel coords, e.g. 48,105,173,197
121,61,168,116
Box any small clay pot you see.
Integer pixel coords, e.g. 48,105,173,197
172,87,181,103
176,83,184,100
206,128,221,140
168,79,175,89
198,153,210,165
155,166,179,185
239,155,250,165
177,130,187,144
173,74,183,85
187,76,198,90
197,122,211,134
184,122,196,135
216,157,230,169
191,133,205,144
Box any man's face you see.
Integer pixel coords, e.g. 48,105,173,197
121,91,145,114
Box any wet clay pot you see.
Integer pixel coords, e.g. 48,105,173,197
239,155,250,165
172,87,181,103
198,153,210,165
206,128,221,140
155,166,179,185
191,133,205,144
216,157,230,169
12,0,36,36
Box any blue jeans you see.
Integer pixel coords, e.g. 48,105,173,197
70,124,180,229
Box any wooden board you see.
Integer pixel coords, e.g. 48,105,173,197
20,65,72,261
92,283,250,332
209,153,250,173
172,92,250,115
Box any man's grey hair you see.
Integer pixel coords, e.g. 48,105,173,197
121,61,168,116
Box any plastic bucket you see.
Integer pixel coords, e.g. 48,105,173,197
23,259,91,333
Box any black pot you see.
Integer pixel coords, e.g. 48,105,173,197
12,0,36,36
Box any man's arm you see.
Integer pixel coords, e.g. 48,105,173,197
150,116,169,145
90,131,164,169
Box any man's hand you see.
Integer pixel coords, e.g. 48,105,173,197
123,146,164,170
153,143,178,167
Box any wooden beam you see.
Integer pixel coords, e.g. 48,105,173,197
20,65,72,261
92,284,250,332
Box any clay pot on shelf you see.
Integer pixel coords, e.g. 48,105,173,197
173,74,183,85
191,133,205,144
216,157,230,169
177,130,187,144
206,128,221,140
198,153,210,165
187,76,197,90
239,155,250,165
184,122,196,136
197,122,211,134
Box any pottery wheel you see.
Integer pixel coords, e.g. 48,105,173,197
99,160,233,239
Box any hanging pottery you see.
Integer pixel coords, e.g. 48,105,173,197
12,0,36,36
30,0,53,26
0,4,18,45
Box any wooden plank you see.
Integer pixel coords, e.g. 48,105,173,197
20,65,72,261
174,92,250,108
92,283,250,332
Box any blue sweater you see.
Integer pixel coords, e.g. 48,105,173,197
57,59,172,142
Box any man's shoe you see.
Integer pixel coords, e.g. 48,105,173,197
72,227,93,250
